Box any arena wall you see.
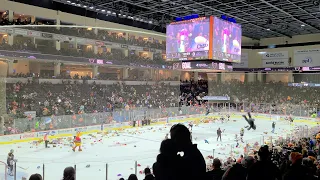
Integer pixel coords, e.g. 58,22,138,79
0,112,317,145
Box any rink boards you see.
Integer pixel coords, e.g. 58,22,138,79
0,112,317,145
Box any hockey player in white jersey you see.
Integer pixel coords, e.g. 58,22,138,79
7,149,17,176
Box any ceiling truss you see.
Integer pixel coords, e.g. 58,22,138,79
55,0,320,39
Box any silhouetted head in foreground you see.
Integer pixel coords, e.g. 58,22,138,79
29,174,42,180
170,123,192,150
63,166,75,180
128,174,138,180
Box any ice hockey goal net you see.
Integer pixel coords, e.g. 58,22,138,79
0,161,7,180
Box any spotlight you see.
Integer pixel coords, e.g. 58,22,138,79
266,28,270,30
107,11,111,14
89,6,94,9
149,21,152,24
112,12,116,15
96,9,100,11
101,10,105,12
71,2,75,5
301,24,305,27
83,5,87,8
67,1,71,3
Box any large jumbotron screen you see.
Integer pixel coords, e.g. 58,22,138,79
212,17,242,63
166,17,210,61
166,16,242,62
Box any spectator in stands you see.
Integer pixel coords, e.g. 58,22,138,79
63,166,75,180
282,152,309,180
222,156,254,180
29,174,42,180
206,158,224,180
143,167,154,180
247,145,281,180
153,139,183,180
128,174,138,180
169,124,206,180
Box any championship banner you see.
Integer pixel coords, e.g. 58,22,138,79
294,49,320,67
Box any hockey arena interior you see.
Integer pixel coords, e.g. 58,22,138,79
1,0,320,180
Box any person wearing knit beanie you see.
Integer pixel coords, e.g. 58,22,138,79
283,152,309,180
290,152,303,164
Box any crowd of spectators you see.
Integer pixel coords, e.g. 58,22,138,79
209,80,320,105
0,15,165,49
7,72,178,81
0,15,168,68
180,79,208,106
5,81,180,119
4,79,320,132
0,38,168,68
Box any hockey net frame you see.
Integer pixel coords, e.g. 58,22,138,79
0,161,7,180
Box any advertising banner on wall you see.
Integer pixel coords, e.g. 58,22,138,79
262,51,289,60
262,59,289,67
262,51,289,67
294,49,320,67
233,52,249,68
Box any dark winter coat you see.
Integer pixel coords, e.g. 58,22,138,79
222,163,247,180
206,168,224,180
247,160,281,180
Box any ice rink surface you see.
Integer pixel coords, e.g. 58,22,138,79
0,115,316,180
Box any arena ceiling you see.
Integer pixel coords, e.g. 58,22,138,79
14,0,320,39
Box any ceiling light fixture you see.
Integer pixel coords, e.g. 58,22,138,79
89,6,94,9
96,9,100,11
67,1,71,3
266,28,270,30
107,11,111,14
101,10,105,12
301,24,305,27
112,12,116,15
71,2,75,5
83,5,87,8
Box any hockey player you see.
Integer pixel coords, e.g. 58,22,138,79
289,115,294,124
7,149,16,176
240,128,244,143
220,115,225,123
242,112,256,130
217,128,222,141
271,122,276,133
226,114,230,122
235,134,239,148
164,133,169,140
44,133,49,148
188,122,193,132
72,131,82,152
